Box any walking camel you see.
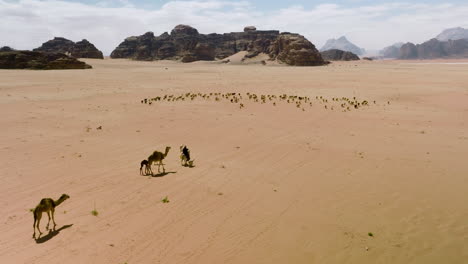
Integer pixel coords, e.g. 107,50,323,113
147,146,171,175
32,194,70,239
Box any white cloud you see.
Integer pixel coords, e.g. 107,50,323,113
1,0,468,55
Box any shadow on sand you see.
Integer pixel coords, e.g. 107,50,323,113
35,224,73,244
141,171,177,178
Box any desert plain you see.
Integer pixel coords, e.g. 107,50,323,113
0,58,467,263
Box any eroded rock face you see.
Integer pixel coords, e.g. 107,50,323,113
34,37,103,59
71,39,104,59
34,37,74,54
111,25,326,66
320,49,360,61
0,50,92,69
270,33,326,66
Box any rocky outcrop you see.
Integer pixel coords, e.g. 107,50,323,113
34,37,103,59
34,37,74,54
244,26,256,32
398,39,468,59
71,39,104,59
111,25,326,66
320,49,360,61
436,27,468,41
0,50,92,69
270,33,326,66
320,36,365,55
0,46,14,52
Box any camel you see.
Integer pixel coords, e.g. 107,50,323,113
147,146,171,174
140,159,149,175
32,194,70,239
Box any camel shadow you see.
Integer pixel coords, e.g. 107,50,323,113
143,171,177,178
35,224,73,244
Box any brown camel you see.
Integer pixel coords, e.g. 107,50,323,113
147,146,171,174
32,194,70,239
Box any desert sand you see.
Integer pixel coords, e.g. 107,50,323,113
0,58,467,263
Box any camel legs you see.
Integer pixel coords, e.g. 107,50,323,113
46,211,51,230
51,208,57,230
33,215,36,238
147,162,153,175
159,160,165,173
34,213,43,238
141,164,148,175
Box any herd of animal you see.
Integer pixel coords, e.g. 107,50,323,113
32,145,194,239
30,93,384,239
141,92,378,112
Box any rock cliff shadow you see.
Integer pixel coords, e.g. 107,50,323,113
35,224,73,244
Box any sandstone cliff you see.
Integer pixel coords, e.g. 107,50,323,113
110,25,326,66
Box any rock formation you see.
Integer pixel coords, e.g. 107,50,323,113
320,49,360,61
0,50,92,69
244,26,257,32
0,46,14,52
398,39,468,59
34,37,104,59
398,42,418,59
320,36,365,55
71,39,104,59
110,25,326,66
436,27,468,41
380,42,404,58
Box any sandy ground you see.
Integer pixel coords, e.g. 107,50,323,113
0,58,467,264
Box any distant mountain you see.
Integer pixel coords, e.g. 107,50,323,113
380,42,404,58
436,27,468,41
320,36,365,55
398,38,468,59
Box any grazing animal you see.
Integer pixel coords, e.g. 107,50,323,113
147,146,171,174
32,194,70,239
140,159,149,175
180,145,192,166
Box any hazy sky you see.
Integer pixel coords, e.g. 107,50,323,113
1,0,468,55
